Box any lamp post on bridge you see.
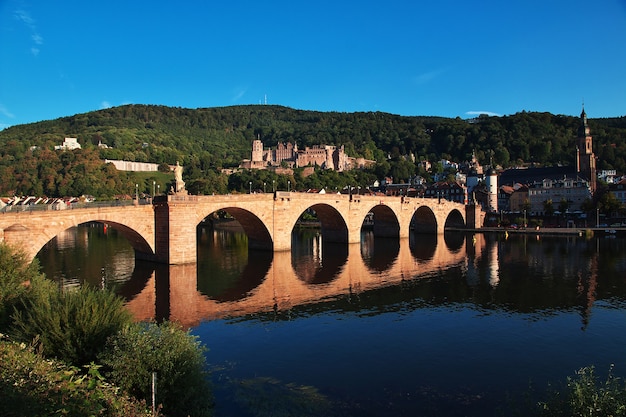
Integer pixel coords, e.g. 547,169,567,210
249,181,252,194
264,182,266,193
288,180,291,192
135,184,138,203
272,180,275,193
152,181,155,201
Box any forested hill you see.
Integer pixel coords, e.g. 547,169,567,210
1,104,625,198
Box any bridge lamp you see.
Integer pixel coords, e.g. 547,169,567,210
264,182,266,193
135,184,138,202
288,180,291,192
157,184,160,195
249,181,252,194
152,181,155,198
272,180,275,192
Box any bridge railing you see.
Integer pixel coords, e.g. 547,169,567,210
0,199,152,213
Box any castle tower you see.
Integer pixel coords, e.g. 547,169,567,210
576,106,597,194
251,138,263,163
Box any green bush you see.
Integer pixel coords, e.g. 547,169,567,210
10,280,133,366
0,338,152,417
99,321,214,417
0,243,44,331
538,365,626,416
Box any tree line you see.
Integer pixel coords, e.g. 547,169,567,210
1,104,625,198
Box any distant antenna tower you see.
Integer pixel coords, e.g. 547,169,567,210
264,94,267,105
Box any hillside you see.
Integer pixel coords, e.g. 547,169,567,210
1,104,625,198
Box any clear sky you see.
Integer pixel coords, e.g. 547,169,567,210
1,0,625,129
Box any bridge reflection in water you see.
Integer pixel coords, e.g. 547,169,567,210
124,230,484,328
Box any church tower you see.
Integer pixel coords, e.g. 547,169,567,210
576,106,596,194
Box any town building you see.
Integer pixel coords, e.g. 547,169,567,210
496,106,596,212
527,177,591,215
424,181,468,204
609,179,626,206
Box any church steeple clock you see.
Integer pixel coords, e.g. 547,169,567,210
577,106,596,194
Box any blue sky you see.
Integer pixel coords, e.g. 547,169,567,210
1,0,625,129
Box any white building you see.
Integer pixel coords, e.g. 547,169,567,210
54,137,81,150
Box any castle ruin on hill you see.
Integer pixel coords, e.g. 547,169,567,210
240,138,375,172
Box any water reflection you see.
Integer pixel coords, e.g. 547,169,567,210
197,225,272,302
35,225,626,417
291,229,348,284
37,225,626,332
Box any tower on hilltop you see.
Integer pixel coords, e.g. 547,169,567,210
576,106,597,194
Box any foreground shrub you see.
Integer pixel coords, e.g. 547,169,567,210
0,338,152,417
11,280,133,366
538,365,626,416
99,321,214,417
0,243,44,331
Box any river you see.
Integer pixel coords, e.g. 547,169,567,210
37,223,626,416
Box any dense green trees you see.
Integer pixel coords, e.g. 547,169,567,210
1,104,625,198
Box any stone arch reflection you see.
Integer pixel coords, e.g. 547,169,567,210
291,229,348,284
409,232,438,262
361,231,400,273
443,231,465,253
196,224,271,302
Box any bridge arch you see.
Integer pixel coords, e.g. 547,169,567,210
444,209,466,229
297,203,349,244
1,206,156,263
410,206,438,234
203,207,273,251
367,204,400,238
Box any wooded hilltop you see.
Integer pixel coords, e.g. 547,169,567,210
1,104,625,198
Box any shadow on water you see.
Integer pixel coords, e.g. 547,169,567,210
409,232,437,261
443,230,465,252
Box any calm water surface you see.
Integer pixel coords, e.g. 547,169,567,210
38,225,626,416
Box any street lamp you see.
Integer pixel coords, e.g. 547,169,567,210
135,184,138,203
272,180,275,192
523,209,526,228
596,207,600,227
249,181,252,194
288,180,291,192
152,181,155,199
157,184,160,195
264,182,266,193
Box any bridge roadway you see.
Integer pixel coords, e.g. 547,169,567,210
0,192,484,264
125,233,487,328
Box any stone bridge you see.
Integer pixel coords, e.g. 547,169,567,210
0,193,484,264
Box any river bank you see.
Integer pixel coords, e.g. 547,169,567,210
460,226,626,237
